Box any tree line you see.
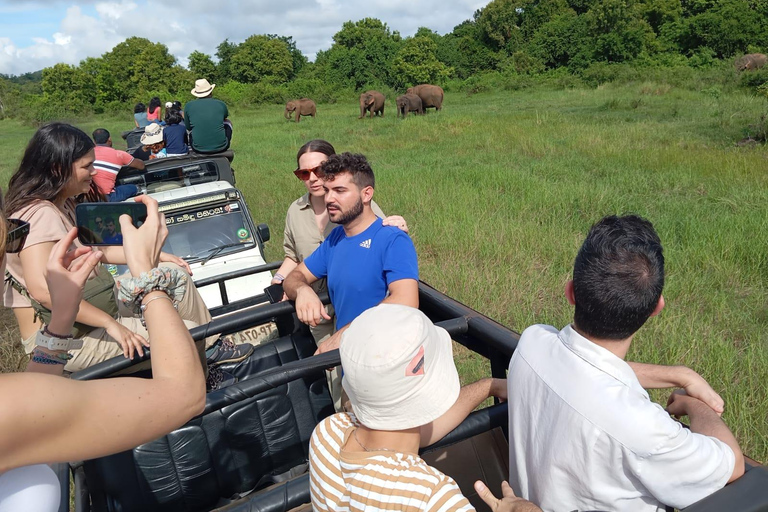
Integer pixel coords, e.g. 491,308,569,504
1,0,767,122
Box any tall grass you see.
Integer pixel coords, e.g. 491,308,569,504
1,81,766,461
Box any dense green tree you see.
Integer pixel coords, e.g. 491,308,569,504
585,0,657,61
41,63,96,109
216,39,238,83
392,36,452,87
675,0,766,57
188,51,217,81
440,20,502,78
317,18,402,89
230,35,294,83
530,10,590,67
475,0,526,52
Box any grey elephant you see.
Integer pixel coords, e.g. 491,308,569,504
359,90,385,118
406,84,444,112
735,53,768,71
396,93,423,118
284,98,316,123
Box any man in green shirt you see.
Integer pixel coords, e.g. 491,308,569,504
184,79,232,154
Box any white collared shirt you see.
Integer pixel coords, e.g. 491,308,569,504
507,324,735,512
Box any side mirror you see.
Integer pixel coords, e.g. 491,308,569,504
257,223,270,243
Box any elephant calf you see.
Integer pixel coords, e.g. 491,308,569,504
396,93,423,118
285,98,316,123
359,90,385,119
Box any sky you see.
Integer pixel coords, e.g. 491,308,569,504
0,0,488,76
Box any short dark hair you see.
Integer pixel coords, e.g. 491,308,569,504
134,103,146,114
296,139,336,167
320,152,375,190
165,108,183,125
92,128,110,144
572,215,664,340
104,217,115,225
172,100,182,110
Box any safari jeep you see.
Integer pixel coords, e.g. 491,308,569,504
114,153,279,344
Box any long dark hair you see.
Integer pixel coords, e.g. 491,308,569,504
296,139,336,167
149,97,161,113
5,123,94,216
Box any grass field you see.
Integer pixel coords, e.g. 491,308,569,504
1,81,766,463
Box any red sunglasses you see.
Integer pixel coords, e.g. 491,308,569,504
293,165,325,181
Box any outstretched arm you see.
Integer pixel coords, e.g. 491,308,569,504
0,196,205,473
628,362,724,415
420,378,506,447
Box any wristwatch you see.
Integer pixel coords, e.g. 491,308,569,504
35,329,84,351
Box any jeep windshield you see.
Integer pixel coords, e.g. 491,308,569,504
163,202,256,262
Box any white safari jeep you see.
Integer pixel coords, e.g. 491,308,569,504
115,153,279,344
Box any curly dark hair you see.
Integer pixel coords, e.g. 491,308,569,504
164,108,183,125
320,152,375,190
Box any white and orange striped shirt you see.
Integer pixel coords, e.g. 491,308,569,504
309,413,475,512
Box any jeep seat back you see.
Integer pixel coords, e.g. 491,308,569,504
81,330,333,512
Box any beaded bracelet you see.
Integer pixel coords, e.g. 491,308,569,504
273,272,286,283
31,347,73,365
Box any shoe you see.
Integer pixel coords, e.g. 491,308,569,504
206,336,254,366
207,366,237,391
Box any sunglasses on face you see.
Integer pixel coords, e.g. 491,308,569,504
293,165,325,181
6,219,30,254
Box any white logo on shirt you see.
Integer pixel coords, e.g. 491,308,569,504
359,239,371,249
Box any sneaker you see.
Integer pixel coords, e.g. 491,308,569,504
206,336,254,366
207,366,237,391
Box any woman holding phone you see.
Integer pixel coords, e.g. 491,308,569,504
0,194,206,511
3,122,212,373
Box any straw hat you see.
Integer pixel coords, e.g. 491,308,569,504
140,123,164,145
191,78,215,98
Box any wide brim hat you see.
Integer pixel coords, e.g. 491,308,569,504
191,78,215,97
340,304,461,431
140,123,164,145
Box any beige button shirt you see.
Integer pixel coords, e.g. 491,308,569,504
282,193,384,294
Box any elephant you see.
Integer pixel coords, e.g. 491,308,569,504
359,90,385,118
406,84,444,112
396,93,423,118
735,53,768,71
284,98,316,123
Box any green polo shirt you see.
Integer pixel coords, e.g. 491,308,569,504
184,97,229,153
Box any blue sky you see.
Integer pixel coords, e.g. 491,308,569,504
0,0,487,75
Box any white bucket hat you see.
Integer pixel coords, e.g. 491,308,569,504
191,78,215,97
340,304,460,431
140,123,164,145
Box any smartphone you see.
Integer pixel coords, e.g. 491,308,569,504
75,202,147,246
264,284,284,304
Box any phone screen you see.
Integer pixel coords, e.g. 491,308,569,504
75,202,147,246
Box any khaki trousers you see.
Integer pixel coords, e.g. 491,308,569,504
22,263,215,374
309,304,343,413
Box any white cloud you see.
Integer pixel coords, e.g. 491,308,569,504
0,0,489,75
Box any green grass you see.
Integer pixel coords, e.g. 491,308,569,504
1,82,766,462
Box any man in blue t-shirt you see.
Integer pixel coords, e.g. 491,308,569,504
283,152,419,354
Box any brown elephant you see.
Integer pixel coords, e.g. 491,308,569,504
735,53,768,71
284,98,316,123
359,90,385,118
396,93,423,118
406,84,444,112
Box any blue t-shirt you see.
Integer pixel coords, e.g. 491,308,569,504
163,123,188,155
304,218,418,329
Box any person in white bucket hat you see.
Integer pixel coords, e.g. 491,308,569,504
308,304,541,512
139,123,166,159
184,78,232,154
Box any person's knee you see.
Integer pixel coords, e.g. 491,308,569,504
0,464,60,512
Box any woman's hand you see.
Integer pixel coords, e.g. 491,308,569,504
106,319,150,359
45,228,103,334
159,252,192,275
382,215,409,233
120,196,168,276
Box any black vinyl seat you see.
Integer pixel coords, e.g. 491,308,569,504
79,330,333,512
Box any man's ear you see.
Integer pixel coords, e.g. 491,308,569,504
649,295,665,317
565,280,576,306
362,185,374,204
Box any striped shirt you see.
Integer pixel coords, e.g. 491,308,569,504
93,145,134,194
309,413,475,512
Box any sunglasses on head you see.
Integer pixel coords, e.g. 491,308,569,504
6,219,30,254
293,165,325,181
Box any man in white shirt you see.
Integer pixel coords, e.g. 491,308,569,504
507,215,744,512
